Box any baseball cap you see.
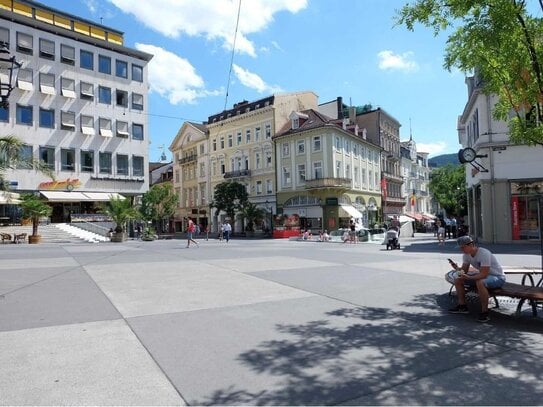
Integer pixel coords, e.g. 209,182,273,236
457,235,474,247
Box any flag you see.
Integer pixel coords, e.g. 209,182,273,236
410,190,416,207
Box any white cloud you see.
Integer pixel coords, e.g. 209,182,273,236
417,141,448,156
377,50,419,72
135,43,221,105
108,0,307,57
232,64,283,94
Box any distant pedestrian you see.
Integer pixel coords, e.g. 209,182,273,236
223,221,232,242
205,225,210,241
185,218,199,248
218,222,224,242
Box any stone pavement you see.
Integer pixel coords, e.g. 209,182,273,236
1,234,542,405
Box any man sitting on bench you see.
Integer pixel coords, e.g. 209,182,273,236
448,235,506,323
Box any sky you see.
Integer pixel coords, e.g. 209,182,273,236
38,0,469,161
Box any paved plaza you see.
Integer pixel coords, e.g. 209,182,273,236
1,234,543,405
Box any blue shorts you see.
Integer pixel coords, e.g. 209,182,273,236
187,232,193,239
463,274,506,289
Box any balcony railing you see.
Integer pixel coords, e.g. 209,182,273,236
305,177,351,189
224,169,251,179
178,154,197,164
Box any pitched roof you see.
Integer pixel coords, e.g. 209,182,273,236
274,109,338,138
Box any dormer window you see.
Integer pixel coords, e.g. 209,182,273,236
292,117,299,129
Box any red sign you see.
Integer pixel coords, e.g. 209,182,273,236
381,177,387,200
511,196,520,240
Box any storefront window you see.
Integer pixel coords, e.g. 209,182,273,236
511,181,542,240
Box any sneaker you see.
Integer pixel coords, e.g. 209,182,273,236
449,304,469,314
477,312,490,323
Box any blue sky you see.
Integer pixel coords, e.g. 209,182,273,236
39,0,468,161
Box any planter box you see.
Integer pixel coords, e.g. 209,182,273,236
110,232,126,242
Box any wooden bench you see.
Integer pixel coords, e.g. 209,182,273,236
446,269,543,317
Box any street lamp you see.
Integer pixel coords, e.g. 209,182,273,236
0,42,21,108
265,200,273,237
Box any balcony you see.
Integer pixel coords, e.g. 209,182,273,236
178,154,197,164
224,169,251,179
305,177,351,191
384,196,407,205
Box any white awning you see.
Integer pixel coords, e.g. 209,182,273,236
40,191,125,202
40,191,88,202
82,192,125,201
0,191,21,204
339,204,363,219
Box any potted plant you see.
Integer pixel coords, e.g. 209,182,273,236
19,193,52,244
104,196,137,242
240,202,266,236
141,225,157,241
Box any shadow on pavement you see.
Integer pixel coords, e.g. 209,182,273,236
195,293,543,406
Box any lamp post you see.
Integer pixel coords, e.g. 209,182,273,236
0,42,21,108
265,200,273,238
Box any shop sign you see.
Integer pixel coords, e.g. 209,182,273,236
38,178,81,191
511,196,520,240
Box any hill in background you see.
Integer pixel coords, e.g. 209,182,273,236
428,153,458,168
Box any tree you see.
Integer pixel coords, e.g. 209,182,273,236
212,181,248,228
240,202,266,232
105,196,138,234
0,136,53,188
140,183,178,233
19,193,52,240
396,0,543,145
429,164,467,216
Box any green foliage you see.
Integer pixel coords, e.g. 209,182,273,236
140,183,178,222
429,164,467,216
105,196,138,233
212,181,248,223
240,202,266,232
19,193,52,236
396,0,543,145
0,136,54,188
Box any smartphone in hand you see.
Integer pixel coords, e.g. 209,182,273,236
447,258,458,269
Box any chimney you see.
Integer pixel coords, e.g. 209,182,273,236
336,96,343,119
349,106,356,123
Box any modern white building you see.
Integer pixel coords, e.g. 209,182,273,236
458,73,543,243
0,0,152,223
400,138,432,222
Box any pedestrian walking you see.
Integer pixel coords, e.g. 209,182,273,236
223,221,231,243
185,218,199,248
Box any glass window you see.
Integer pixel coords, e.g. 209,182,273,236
220,136,225,149
116,60,128,78
16,32,33,54
80,82,94,99
132,64,143,82
81,115,95,135
246,129,251,143
336,161,342,177
265,152,272,168
61,111,76,131
0,106,8,122
116,121,129,138
99,118,113,138
298,164,306,183
39,38,54,60
0,27,9,48
256,180,262,195
98,86,111,104
265,124,271,139
39,73,55,95
116,89,128,107
16,105,32,125
212,139,217,151
99,152,112,174
17,68,33,91
61,148,75,171
335,136,341,150
313,136,321,152
60,44,75,65
132,93,143,110
16,145,33,169
266,179,273,194
297,140,305,154
236,132,241,145
282,167,291,186
39,108,54,128
133,156,144,176
80,50,94,70
228,134,233,147
61,77,76,98
282,142,290,157
313,161,322,179
81,150,94,172
98,55,111,74
117,154,129,175
39,146,55,169
132,123,143,140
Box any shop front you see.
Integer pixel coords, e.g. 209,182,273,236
511,181,542,241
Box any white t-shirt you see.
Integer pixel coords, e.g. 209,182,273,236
462,247,504,277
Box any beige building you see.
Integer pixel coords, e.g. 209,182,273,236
169,121,207,232
274,109,382,235
170,92,318,234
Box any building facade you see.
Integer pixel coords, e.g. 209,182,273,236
274,108,381,235
400,139,432,220
0,0,152,223
458,73,543,243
